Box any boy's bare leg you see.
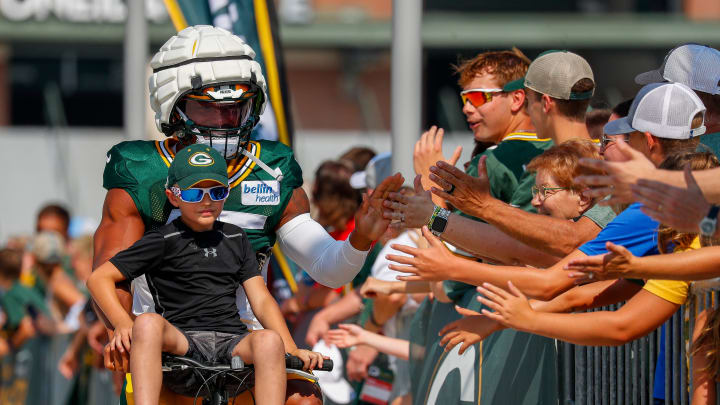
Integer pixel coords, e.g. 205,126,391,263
131,313,189,405
231,329,287,405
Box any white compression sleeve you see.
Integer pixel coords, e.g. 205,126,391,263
276,213,369,288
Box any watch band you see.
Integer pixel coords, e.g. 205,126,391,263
708,205,719,220
700,205,719,237
428,206,451,236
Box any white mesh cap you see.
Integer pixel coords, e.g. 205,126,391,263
148,25,267,133
635,44,720,95
524,50,595,100
604,82,706,139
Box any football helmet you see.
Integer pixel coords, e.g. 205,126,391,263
149,25,267,158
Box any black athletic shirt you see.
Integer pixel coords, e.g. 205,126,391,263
110,218,260,334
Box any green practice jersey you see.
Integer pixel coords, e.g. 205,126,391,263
464,131,553,213
103,138,303,262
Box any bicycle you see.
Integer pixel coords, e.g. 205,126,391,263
132,353,334,405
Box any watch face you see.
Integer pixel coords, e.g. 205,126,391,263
431,216,448,233
701,219,715,235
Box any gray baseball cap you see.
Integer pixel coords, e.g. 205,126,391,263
635,43,720,95
604,82,706,139
524,50,595,100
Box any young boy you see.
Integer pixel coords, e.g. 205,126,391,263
88,145,324,405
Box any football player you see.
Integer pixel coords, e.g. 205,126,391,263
94,25,403,404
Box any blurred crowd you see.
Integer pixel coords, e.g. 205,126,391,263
275,44,720,405
0,204,122,404
4,42,720,405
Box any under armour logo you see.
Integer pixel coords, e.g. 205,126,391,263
203,248,217,258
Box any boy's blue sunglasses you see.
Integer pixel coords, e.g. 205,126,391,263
171,186,229,203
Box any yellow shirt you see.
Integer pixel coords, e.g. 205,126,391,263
642,237,700,305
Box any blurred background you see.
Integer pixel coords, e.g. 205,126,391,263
0,0,720,243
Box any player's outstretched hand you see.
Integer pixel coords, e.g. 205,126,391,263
352,173,405,250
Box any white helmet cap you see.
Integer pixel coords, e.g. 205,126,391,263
148,25,268,135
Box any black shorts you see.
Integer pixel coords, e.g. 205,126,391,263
178,329,249,365
163,329,250,397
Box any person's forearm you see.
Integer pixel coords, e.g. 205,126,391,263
87,273,133,329
360,332,410,361
315,291,364,325
478,200,600,257
371,294,406,326
519,311,641,346
673,167,720,203
449,257,572,301
626,247,720,280
391,281,431,294
531,279,640,314
254,293,298,353
441,215,561,267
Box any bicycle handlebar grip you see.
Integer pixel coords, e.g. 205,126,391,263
285,355,333,371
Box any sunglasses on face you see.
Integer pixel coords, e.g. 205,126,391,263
171,186,230,203
531,185,570,200
460,88,503,108
600,134,631,149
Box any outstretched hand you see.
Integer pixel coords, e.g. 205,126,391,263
325,324,368,349
414,126,463,191
438,306,502,354
383,174,436,229
429,156,495,218
564,241,637,283
575,139,657,206
353,173,405,250
633,165,711,234
476,282,535,331
387,226,456,281
360,277,398,298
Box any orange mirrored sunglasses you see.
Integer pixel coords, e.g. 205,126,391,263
460,88,503,108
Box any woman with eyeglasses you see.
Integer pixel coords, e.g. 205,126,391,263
529,139,600,220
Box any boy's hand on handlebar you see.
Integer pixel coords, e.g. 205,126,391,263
290,348,327,371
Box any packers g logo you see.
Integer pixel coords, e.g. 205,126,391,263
189,152,214,166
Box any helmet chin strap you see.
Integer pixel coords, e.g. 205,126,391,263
175,106,283,181
240,148,284,182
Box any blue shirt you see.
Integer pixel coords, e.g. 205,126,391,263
578,203,660,257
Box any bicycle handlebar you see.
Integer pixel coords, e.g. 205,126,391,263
285,355,333,372
162,354,333,372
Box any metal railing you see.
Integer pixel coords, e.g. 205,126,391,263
558,290,720,405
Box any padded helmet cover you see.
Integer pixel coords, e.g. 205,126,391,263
148,25,268,135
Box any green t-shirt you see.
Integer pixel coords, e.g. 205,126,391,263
103,139,304,260
582,203,617,229
0,282,49,331
464,132,553,213
700,132,720,158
